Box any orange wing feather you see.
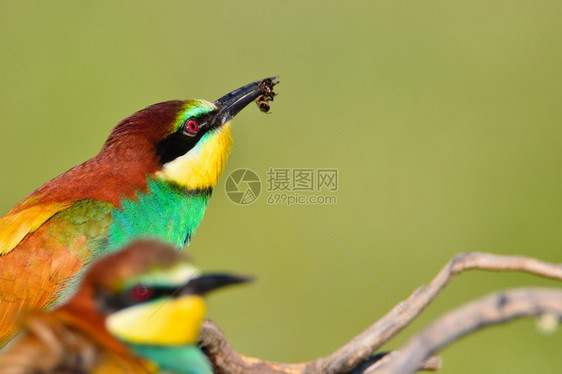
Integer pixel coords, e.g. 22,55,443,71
0,202,73,256
0,209,86,343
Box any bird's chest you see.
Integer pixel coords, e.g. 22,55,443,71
107,180,210,251
127,344,213,374
42,182,210,305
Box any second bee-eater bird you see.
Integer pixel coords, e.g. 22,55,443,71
0,240,250,373
0,77,278,343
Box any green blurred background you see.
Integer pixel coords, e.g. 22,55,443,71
1,1,561,372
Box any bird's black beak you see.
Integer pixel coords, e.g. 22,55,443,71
211,76,279,127
179,273,253,296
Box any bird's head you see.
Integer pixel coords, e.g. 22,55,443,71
80,240,251,346
101,77,278,192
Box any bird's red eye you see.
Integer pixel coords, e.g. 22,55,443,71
186,120,198,133
130,285,152,302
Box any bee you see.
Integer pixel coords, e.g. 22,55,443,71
256,77,278,113
256,96,271,113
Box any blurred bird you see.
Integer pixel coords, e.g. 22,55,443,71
0,77,277,343
0,240,251,373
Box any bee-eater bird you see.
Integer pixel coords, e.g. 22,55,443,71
0,77,278,344
0,240,251,373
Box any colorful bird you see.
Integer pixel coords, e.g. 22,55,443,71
0,77,278,344
0,239,251,373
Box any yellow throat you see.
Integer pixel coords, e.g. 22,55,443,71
157,123,233,190
106,295,206,346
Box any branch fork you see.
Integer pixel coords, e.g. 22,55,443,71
198,253,562,373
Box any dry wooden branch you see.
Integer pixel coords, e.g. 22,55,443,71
373,287,562,374
354,352,442,374
198,252,562,374
199,320,440,374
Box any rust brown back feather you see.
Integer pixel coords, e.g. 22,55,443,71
13,100,186,211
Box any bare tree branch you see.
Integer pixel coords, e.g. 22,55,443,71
314,252,562,373
373,287,562,374
200,320,303,374
198,252,562,374
199,320,440,374
356,352,442,374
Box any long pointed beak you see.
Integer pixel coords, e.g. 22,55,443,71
180,273,253,296
211,76,279,127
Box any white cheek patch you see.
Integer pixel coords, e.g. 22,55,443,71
124,263,199,289
161,145,202,175
164,264,200,284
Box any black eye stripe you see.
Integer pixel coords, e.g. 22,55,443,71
95,286,179,314
156,117,209,165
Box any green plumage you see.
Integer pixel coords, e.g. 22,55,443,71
51,199,113,256
109,178,210,250
54,178,210,302
128,344,213,374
